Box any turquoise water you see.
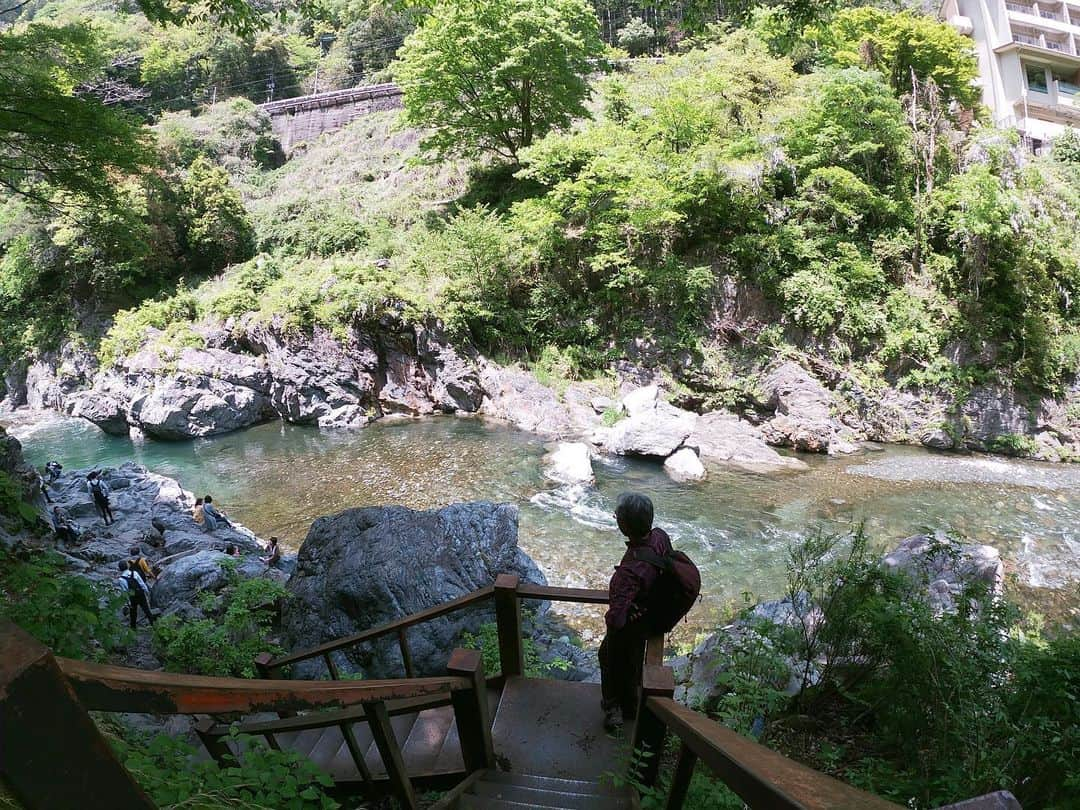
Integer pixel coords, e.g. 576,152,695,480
8,412,1080,641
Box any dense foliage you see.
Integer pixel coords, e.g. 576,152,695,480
681,530,1080,809
152,572,289,678
0,548,130,659
112,727,339,809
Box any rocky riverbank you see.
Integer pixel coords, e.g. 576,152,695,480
4,313,1080,468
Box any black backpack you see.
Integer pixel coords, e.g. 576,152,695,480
90,479,103,496
634,547,702,633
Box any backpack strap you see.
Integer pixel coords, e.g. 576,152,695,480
633,547,672,572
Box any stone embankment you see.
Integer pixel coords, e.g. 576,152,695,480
4,313,1080,464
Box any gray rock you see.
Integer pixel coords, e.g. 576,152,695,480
687,411,808,472
882,533,1004,614
603,402,697,458
960,386,1035,447
920,427,954,450
478,364,597,438
761,362,838,453
128,374,273,439
664,447,706,482
621,385,660,417
542,442,595,486
151,550,234,607
282,502,545,678
71,393,129,435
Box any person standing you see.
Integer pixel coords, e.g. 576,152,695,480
87,471,115,525
117,560,155,630
599,492,673,732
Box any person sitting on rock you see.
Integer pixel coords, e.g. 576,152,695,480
224,543,240,557
128,547,157,582
260,536,281,567
201,495,232,532
599,492,673,733
52,507,79,544
117,560,155,630
192,497,205,528
87,471,114,525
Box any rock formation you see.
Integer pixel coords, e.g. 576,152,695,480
282,501,545,678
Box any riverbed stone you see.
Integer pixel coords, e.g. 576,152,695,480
621,385,660,417
920,427,954,450
602,401,697,458
687,411,808,472
543,442,595,486
664,447,706,482
478,363,597,438
127,374,273,440
282,502,546,678
882,533,1004,614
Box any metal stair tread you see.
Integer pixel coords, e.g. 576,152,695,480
400,705,457,774
325,721,375,780
479,770,627,797
459,797,611,810
471,780,632,809
363,710,420,776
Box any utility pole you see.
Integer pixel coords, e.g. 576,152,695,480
211,84,217,105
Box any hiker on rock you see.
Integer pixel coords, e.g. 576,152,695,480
260,536,281,567
128,547,157,583
117,560,156,630
87,471,115,525
52,507,79,544
201,495,232,532
600,492,699,732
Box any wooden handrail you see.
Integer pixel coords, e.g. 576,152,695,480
201,693,455,737
516,583,609,604
643,696,903,810
265,581,610,672
57,657,471,715
267,586,497,669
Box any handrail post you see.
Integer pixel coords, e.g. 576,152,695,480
0,621,156,810
494,573,523,678
194,716,232,765
447,648,495,772
254,651,296,718
665,741,698,810
630,663,675,790
365,699,417,810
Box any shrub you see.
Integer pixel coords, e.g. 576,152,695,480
458,621,567,678
0,548,130,660
98,287,199,366
113,727,338,809
152,576,288,678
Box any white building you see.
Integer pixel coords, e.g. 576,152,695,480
941,0,1080,147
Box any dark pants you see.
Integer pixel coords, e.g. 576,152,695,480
93,492,114,524
599,621,650,717
128,590,155,629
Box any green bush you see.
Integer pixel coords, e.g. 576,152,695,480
152,575,288,678
458,621,568,678
0,549,130,660
113,727,338,809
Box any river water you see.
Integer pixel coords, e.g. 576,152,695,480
7,412,1080,641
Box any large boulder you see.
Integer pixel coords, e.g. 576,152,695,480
761,362,859,455
70,393,129,436
282,502,545,678
478,364,596,438
687,411,808,472
882,533,1004,615
603,401,697,458
128,374,273,440
664,447,706,482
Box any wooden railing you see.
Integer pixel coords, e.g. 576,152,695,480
629,662,904,809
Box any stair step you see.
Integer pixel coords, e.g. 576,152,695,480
401,706,457,773
472,780,631,809
461,798,596,810
364,711,420,776
479,771,626,797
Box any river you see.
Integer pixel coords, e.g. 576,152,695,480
7,412,1080,641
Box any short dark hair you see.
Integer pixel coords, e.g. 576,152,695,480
204,495,213,503
195,497,203,505
225,544,236,554
117,560,128,572
615,492,654,539
129,547,140,555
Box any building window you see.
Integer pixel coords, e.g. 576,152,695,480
1051,70,1080,96
1026,64,1049,92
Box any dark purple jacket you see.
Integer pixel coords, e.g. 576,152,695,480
605,527,674,631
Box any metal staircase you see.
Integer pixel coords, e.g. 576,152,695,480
433,770,638,810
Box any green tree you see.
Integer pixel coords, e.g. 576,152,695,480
811,8,980,108
395,0,604,163
1054,126,1080,164
179,156,254,272
0,23,150,203
616,16,654,56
